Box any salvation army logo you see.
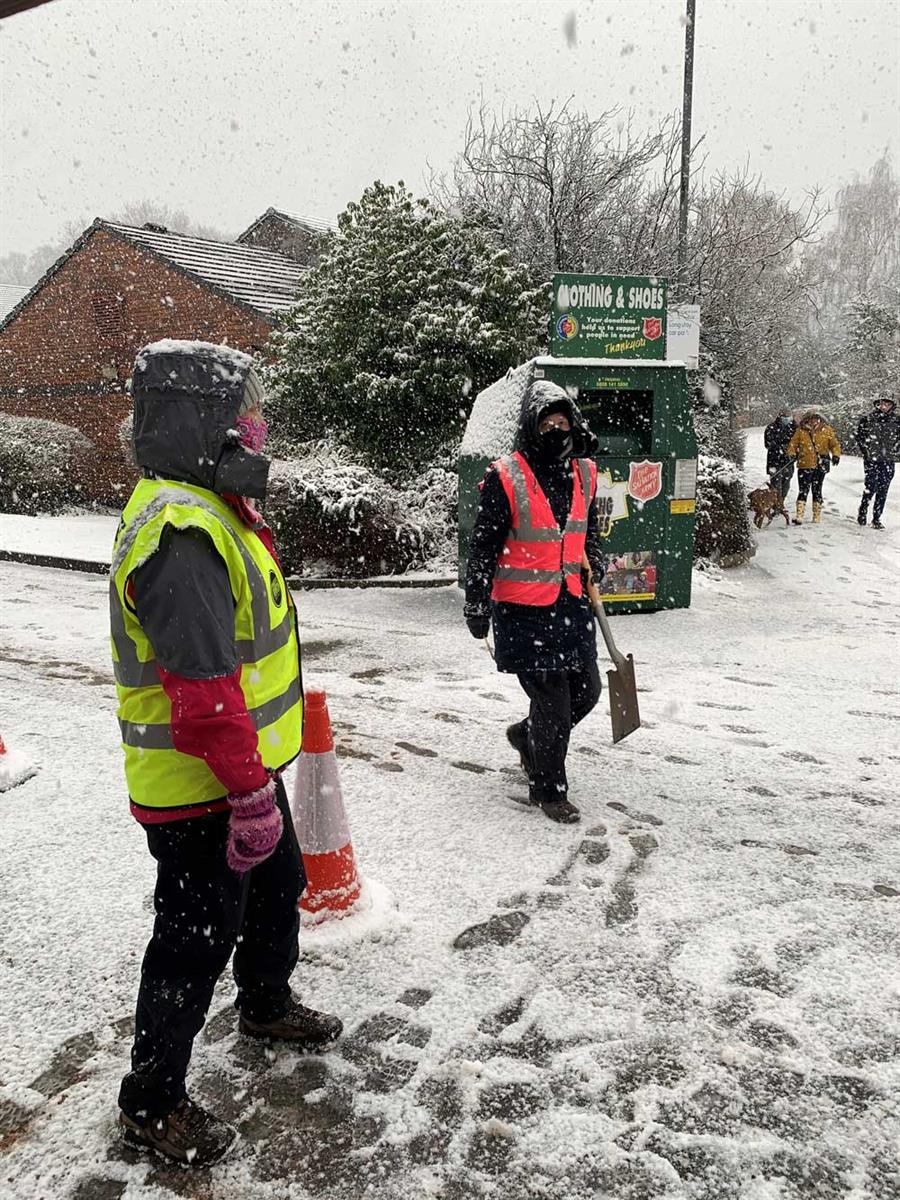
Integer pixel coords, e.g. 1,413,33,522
556,313,579,341
643,317,662,341
628,460,663,503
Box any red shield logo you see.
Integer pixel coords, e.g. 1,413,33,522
628,460,662,504
643,317,662,341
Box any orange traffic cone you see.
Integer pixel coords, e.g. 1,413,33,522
292,688,362,918
0,730,38,792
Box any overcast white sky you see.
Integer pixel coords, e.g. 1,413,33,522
1,0,898,260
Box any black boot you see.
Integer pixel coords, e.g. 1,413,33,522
506,721,534,775
858,499,869,526
239,996,343,1049
119,1096,236,1166
872,517,885,530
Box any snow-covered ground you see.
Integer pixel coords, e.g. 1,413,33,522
0,510,119,563
1,431,898,1200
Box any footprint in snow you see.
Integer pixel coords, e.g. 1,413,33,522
398,987,433,1009
605,833,658,927
664,753,700,765
740,839,818,857
781,750,823,764
395,741,438,758
454,910,530,950
451,760,493,774
697,701,750,712
607,801,663,826
723,676,777,688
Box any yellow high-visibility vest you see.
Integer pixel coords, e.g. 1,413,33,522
110,478,302,810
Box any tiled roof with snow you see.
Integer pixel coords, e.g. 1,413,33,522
0,283,29,321
235,207,334,244
267,209,333,233
105,222,306,315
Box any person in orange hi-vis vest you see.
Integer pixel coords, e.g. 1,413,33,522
464,381,608,824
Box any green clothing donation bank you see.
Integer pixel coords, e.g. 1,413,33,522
459,274,699,613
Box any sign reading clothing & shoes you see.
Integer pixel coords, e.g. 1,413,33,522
551,273,668,359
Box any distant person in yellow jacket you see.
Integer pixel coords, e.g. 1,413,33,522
786,409,841,525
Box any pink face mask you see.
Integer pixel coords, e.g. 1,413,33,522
235,412,268,454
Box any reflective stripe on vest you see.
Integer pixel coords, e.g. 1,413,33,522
109,478,303,811
491,453,596,606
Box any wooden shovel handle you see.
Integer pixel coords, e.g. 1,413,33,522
582,552,627,670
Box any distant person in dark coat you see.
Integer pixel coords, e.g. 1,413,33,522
464,381,608,825
857,396,900,529
763,409,797,500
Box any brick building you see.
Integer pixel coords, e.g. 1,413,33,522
0,219,306,501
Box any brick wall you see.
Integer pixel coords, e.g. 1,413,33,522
0,228,271,503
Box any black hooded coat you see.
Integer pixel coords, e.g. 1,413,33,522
126,342,274,679
464,384,608,674
856,402,900,462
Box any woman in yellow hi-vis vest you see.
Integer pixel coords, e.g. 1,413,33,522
112,341,341,1167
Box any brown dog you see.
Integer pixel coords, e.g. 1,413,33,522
748,484,790,528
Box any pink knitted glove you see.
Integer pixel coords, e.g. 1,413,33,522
226,779,282,874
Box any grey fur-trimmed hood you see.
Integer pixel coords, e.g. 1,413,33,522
130,339,269,498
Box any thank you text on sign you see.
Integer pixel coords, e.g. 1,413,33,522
551,273,668,360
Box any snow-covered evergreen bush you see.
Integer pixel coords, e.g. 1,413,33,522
694,453,752,566
265,439,450,578
264,181,545,475
688,352,754,565
0,414,93,515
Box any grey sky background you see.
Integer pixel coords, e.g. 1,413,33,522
1,0,898,260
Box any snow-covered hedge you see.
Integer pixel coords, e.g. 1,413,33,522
0,413,94,515
688,357,755,566
694,453,754,566
265,439,455,578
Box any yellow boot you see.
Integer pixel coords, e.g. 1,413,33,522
792,500,806,525
812,501,823,523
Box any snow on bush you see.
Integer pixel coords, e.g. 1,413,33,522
688,355,754,566
694,452,755,566
264,180,544,475
0,413,94,515
117,412,134,464
265,438,454,578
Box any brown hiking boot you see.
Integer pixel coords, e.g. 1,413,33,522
239,996,343,1049
118,1096,236,1166
541,798,581,824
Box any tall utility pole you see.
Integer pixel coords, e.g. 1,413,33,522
677,0,696,288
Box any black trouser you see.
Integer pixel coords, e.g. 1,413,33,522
768,461,793,501
514,662,602,805
118,783,304,1120
861,460,895,521
796,466,826,503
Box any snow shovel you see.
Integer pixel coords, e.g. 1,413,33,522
582,553,641,743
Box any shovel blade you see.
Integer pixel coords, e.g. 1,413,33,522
606,653,641,743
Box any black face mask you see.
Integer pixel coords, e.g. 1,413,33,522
538,427,574,459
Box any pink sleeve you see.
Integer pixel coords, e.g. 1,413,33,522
157,665,269,796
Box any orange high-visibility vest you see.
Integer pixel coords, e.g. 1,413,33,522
491,451,597,606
